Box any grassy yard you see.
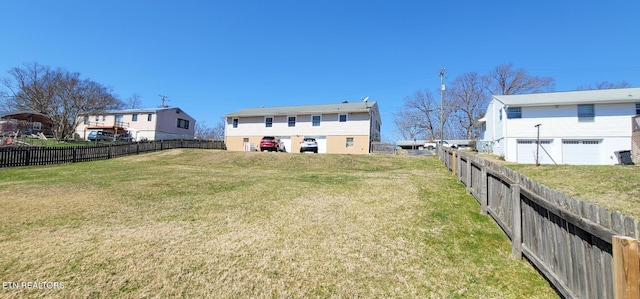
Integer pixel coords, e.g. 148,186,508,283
0,150,558,298
477,153,640,220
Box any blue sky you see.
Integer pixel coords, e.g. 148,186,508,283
2,0,638,141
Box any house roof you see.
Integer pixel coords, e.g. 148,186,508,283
0,110,48,118
493,87,640,107
103,107,179,114
225,101,378,117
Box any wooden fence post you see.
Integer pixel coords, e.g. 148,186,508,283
613,235,640,299
480,161,488,215
452,151,457,175
466,156,472,194
511,183,522,259
457,151,462,181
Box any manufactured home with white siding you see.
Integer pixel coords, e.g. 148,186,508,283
225,102,381,154
478,88,640,165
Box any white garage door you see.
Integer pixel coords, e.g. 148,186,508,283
516,140,553,164
278,136,291,153
305,135,327,153
562,139,601,165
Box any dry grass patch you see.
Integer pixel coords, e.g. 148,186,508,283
0,150,558,298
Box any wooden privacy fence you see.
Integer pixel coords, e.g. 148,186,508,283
0,139,226,168
439,147,640,299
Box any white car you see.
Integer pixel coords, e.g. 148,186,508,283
299,138,318,153
424,140,457,150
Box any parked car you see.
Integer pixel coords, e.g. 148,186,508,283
299,137,318,153
87,130,114,141
260,136,285,152
424,140,457,150
114,131,133,142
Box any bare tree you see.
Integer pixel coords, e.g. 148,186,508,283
483,63,555,95
126,93,143,109
2,63,123,140
195,117,226,140
402,89,450,140
394,63,556,140
577,81,631,90
393,109,428,140
448,72,488,139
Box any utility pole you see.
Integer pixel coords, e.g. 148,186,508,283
535,124,541,166
159,95,169,108
440,68,446,151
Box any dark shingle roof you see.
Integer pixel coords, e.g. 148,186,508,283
225,102,377,117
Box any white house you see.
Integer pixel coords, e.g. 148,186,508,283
225,101,381,154
76,107,196,141
478,88,640,165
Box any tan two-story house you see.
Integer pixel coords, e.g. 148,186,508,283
76,107,196,141
225,101,381,154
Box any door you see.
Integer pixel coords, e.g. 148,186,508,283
115,115,124,127
562,139,601,165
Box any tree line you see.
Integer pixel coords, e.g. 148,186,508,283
394,63,631,141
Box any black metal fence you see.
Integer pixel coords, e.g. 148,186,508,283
0,139,226,168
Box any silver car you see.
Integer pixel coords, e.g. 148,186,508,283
299,138,318,153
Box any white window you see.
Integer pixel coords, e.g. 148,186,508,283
147,114,153,121
288,116,296,127
32,122,42,131
346,137,354,148
132,114,138,121
265,117,273,127
339,114,347,122
232,118,239,128
312,115,321,126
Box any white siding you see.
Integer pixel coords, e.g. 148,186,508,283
500,102,635,164
226,112,371,137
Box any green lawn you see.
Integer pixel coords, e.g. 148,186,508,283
477,153,640,220
0,150,558,298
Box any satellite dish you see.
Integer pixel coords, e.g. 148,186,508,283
362,96,369,102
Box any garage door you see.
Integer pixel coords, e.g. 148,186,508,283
562,139,601,165
278,136,291,153
516,139,553,164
